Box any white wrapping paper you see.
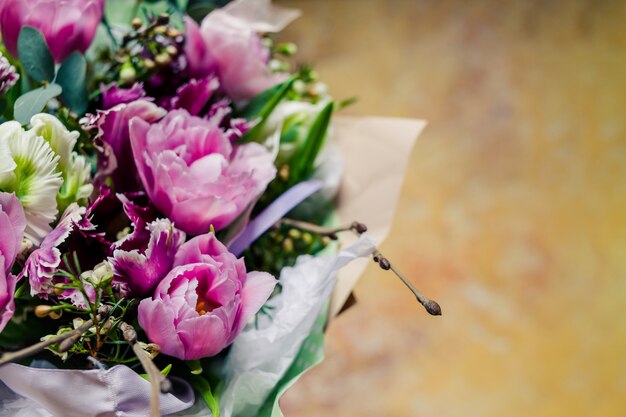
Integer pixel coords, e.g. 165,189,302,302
219,236,377,416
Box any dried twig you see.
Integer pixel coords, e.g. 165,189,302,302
120,322,171,417
0,305,112,367
280,219,442,316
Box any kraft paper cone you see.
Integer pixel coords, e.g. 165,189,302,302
330,115,427,318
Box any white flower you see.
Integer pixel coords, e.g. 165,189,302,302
31,114,93,210
0,114,94,244
0,121,63,245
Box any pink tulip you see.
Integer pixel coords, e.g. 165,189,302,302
0,192,26,332
138,233,276,360
0,0,105,63
129,109,276,234
184,13,285,101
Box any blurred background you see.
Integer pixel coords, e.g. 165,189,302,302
275,0,626,416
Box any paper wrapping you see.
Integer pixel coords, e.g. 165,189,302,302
330,116,426,317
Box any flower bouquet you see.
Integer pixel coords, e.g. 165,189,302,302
0,0,439,416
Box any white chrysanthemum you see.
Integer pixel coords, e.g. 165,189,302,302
0,121,63,245
30,114,93,211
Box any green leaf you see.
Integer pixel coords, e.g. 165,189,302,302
239,76,296,142
56,52,88,115
239,76,296,120
13,83,62,125
288,101,334,185
189,374,220,417
186,0,224,22
17,26,55,83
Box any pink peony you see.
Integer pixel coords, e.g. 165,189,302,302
0,0,105,63
184,13,285,101
138,233,276,360
0,192,26,332
129,109,276,234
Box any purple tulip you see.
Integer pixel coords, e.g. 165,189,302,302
129,109,276,234
0,0,105,63
138,233,276,360
0,192,26,333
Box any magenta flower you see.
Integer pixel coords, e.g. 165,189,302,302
22,203,84,297
184,14,285,101
0,192,26,332
129,109,276,234
111,218,185,297
100,83,147,110
138,233,276,360
160,76,220,116
0,0,105,63
86,99,166,192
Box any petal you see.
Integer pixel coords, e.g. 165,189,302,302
236,271,276,335
137,298,186,359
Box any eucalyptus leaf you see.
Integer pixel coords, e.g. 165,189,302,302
13,83,62,125
17,26,55,83
56,52,88,115
187,0,225,22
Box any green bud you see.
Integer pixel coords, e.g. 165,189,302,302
119,62,136,85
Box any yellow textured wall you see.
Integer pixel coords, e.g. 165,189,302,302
276,1,626,416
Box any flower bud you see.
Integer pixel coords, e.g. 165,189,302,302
425,300,442,316
155,53,172,67
276,43,297,56
144,58,156,71
156,13,170,25
131,18,143,30
165,45,178,57
378,257,391,270
35,305,53,318
119,62,137,85
166,28,181,38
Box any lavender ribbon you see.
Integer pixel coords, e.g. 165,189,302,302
0,363,195,417
228,179,323,256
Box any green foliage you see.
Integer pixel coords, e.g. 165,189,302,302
13,83,62,124
189,373,221,417
186,0,228,22
56,52,89,115
105,0,187,27
238,76,297,142
288,101,334,186
17,26,55,83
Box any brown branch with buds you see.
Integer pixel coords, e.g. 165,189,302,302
279,219,442,316
120,322,171,417
0,305,112,367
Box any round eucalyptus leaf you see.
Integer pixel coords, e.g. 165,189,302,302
17,26,55,83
